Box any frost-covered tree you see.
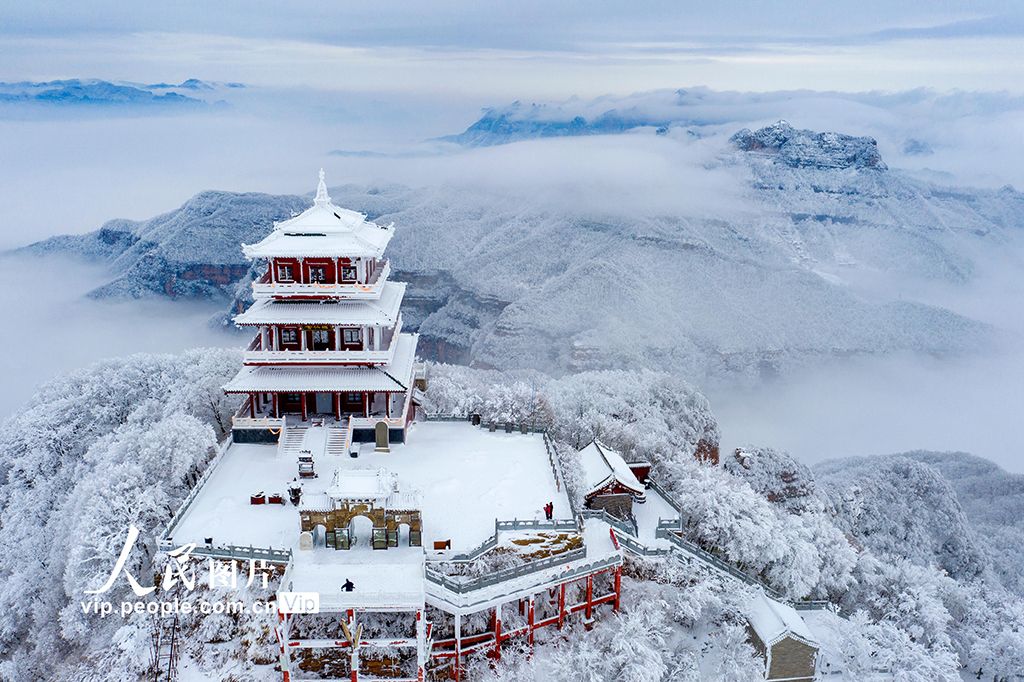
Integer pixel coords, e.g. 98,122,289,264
603,600,672,682
0,350,236,680
724,446,815,514
423,363,720,475
57,414,216,642
704,622,763,682
817,456,985,581
163,348,242,437
834,611,960,681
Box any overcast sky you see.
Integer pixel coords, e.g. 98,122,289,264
2,1,1023,96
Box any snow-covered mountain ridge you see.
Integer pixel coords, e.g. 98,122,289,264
0,78,235,109
730,121,886,170
18,123,1024,378
23,191,310,299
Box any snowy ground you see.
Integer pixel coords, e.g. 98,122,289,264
631,487,679,546
801,609,848,679
171,421,570,553
287,545,425,610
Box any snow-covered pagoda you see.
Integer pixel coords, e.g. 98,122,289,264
156,170,825,682
225,170,419,447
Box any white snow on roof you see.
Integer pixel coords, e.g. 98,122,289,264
234,282,405,326
746,590,817,647
579,440,646,498
241,170,394,259
223,333,418,392
324,468,420,510
327,468,395,500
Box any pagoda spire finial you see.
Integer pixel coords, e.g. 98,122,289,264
314,168,331,207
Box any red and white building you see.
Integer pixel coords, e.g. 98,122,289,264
579,440,649,518
225,170,419,446
161,173,639,682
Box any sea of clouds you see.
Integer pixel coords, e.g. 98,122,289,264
1,83,1021,470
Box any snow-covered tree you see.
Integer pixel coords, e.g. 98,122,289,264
0,350,235,679
704,622,763,682
724,446,816,514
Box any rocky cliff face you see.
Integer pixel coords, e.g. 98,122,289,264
17,124,1024,379
730,121,886,170
24,191,309,300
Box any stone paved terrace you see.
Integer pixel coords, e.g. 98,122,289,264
168,421,571,555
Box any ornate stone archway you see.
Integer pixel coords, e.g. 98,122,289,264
300,501,422,549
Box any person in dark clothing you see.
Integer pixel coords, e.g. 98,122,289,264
342,579,355,592
544,502,553,520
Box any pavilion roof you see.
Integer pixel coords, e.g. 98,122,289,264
578,440,646,499
234,282,405,326
223,333,418,393
746,590,817,647
242,170,394,259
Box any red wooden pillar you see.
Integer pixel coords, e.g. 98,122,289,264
363,392,369,417
613,566,622,611
492,605,502,660
385,393,391,418
557,583,566,629
527,596,536,647
585,575,594,621
268,260,275,284
300,393,308,421
249,393,256,418
333,393,341,421
347,609,358,682
452,613,462,682
276,610,290,682
272,393,279,418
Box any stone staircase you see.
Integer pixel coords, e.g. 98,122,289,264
326,421,352,457
278,426,308,460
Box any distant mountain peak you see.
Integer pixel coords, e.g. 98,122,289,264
0,78,239,110
730,121,887,170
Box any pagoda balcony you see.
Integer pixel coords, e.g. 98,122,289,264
251,259,390,300
243,318,403,366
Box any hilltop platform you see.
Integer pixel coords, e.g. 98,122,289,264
168,421,570,555
284,545,426,611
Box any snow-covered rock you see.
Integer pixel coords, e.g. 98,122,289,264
23,191,309,299
730,121,886,170
724,446,816,514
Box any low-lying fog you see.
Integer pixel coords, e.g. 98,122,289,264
0,257,237,417
1,87,1021,472
712,250,1024,470
709,348,1024,471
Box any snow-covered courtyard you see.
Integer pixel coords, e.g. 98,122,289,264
171,421,570,553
